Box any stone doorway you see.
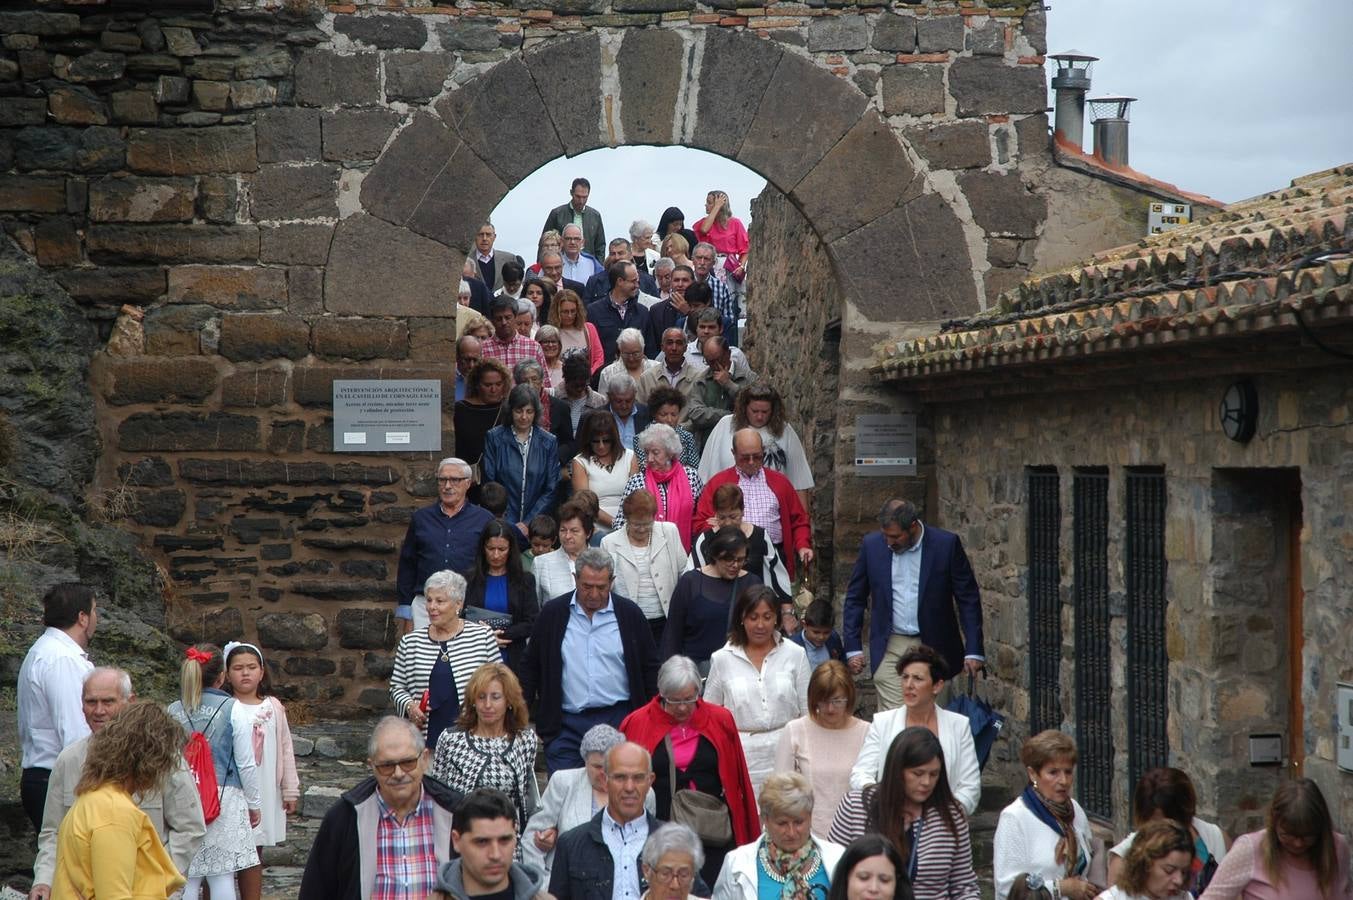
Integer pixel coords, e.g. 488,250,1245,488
1208,467,1303,833
323,28,980,325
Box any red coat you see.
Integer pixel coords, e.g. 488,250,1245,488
619,697,761,846
693,467,811,578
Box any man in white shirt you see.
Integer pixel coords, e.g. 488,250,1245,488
17,582,97,831
30,667,207,900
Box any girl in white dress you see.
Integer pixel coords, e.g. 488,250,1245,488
225,642,300,900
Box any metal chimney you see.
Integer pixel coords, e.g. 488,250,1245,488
1088,93,1136,167
1048,50,1097,149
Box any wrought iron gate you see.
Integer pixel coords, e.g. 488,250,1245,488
1126,468,1169,804
1074,468,1112,818
1027,468,1061,735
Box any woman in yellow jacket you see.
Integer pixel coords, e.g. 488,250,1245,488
53,700,188,899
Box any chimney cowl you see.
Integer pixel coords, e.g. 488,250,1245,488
1088,93,1136,168
1048,49,1099,151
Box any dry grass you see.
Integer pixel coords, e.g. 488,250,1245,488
88,471,139,523
0,477,67,560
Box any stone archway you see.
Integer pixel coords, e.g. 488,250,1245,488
323,28,980,325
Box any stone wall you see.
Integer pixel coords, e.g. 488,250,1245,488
0,0,1201,705
923,366,1353,835
741,186,842,595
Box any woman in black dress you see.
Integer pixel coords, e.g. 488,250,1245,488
661,526,761,673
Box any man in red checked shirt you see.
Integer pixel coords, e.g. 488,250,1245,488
482,296,551,389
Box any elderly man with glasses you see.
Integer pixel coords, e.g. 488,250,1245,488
301,716,465,900
395,457,494,633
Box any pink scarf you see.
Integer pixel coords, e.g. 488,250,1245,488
645,462,693,550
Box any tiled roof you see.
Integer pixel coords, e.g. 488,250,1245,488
874,163,1353,381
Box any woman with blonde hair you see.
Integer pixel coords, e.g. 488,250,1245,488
1199,777,1351,899
51,700,189,899
774,660,869,838
530,229,562,274
693,189,749,291
713,771,846,900
430,662,540,846
167,644,262,900
548,288,604,374
661,232,692,269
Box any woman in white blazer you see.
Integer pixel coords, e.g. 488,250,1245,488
714,773,845,900
522,724,654,881
848,644,982,815
601,490,686,646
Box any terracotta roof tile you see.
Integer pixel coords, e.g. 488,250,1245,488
874,164,1353,381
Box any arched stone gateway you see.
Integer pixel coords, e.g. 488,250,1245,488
0,1,1202,707
327,28,977,324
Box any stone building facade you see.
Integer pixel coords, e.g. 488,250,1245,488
874,167,1353,835
0,0,1216,707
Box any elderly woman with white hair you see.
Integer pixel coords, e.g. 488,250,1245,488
514,298,538,338
621,656,760,885
599,327,660,397
523,724,655,880
389,570,500,751
714,772,846,900
642,824,706,900
630,219,660,276
615,423,704,552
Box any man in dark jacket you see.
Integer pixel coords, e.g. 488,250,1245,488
587,261,656,366
300,716,464,900
520,549,659,772
542,177,606,261
551,743,656,900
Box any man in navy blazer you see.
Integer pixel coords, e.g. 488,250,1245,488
842,499,984,710
519,548,659,772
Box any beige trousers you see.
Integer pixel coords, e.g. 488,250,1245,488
874,632,953,711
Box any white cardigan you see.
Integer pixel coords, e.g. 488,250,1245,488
600,521,686,617
713,836,846,900
522,766,655,881
848,705,983,816
992,796,1094,900
534,548,578,606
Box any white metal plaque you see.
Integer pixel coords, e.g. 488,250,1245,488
854,414,917,476
332,380,441,453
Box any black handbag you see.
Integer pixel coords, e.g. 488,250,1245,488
664,735,732,846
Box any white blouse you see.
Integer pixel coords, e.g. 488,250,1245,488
575,448,635,519
993,796,1095,900
703,638,810,733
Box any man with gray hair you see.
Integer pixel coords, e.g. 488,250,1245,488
605,374,650,453
30,667,206,900
301,715,464,900
646,257,675,309
396,457,494,632
690,241,738,346
521,549,659,772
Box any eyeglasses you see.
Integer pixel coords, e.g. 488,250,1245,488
372,756,420,776
661,695,698,707
820,698,850,709
651,867,694,883
591,436,614,444
437,476,470,484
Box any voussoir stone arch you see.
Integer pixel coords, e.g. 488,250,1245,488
325,27,980,323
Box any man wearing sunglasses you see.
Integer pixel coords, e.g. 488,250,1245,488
301,716,465,900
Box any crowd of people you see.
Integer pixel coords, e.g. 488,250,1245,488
13,177,1352,900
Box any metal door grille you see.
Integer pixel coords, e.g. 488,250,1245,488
1027,468,1062,735
1074,469,1112,818
1126,468,1169,801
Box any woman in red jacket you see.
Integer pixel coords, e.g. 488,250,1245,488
620,654,759,887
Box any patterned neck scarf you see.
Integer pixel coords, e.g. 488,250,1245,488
758,836,822,900
1022,784,1081,872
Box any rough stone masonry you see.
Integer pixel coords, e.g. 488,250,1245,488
0,0,1192,708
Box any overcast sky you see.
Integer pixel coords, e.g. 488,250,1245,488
489,0,1352,259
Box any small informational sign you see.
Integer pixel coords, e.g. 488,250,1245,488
1148,201,1191,236
1248,733,1284,767
854,414,917,476
332,380,441,453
